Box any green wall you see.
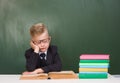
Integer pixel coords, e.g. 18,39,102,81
0,0,120,74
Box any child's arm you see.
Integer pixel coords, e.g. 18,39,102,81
22,68,44,75
24,41,40,72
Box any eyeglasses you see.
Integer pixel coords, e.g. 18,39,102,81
33,37,51,45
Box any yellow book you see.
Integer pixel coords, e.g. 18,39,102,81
79,68,108,72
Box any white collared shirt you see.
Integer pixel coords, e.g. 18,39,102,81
39,51,47,60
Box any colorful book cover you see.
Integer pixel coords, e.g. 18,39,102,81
80,60,109,63
80,72,108,74
79,63,109,66
80,54,110,60
79,72,108,79
79,68,108,72
79,65,109,68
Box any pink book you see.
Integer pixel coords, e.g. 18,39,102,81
80,54,110,60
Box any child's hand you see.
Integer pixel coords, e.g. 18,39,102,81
30,40,39,53
22,68,44,75
33,68,44,74
22,71,33,75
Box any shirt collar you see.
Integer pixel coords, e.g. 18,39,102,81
39,50,47,55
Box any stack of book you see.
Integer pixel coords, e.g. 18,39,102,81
79,54,110,79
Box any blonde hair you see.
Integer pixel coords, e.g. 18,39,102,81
30,23,48,37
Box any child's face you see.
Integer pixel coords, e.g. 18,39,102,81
31,32,51,52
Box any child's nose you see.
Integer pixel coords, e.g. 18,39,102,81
40,42,45,47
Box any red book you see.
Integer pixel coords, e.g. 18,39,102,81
80,54,110,60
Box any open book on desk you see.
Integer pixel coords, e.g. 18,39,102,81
20,71,78,80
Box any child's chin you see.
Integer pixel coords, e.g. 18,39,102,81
40,49,47,52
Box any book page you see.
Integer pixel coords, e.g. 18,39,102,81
48,71,74,75
48,71,78,79
20,73,48,80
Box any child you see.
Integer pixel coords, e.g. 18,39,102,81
23,23,62,75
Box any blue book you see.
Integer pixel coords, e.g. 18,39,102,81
79,65,109,68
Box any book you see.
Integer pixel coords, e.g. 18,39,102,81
80,72,108,74
20,73,48,80
20,71,78,80
48,71,78,79
79,63,109,66
80,54,110,60
80,60,109,63
79,68,108,72
79,72,108,79
79,65,109,68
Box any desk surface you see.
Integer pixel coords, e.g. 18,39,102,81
0,74,120,83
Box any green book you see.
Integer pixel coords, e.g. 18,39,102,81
79,73,108,79
80,60,109,63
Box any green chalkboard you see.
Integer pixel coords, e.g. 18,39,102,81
0,0,120,74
